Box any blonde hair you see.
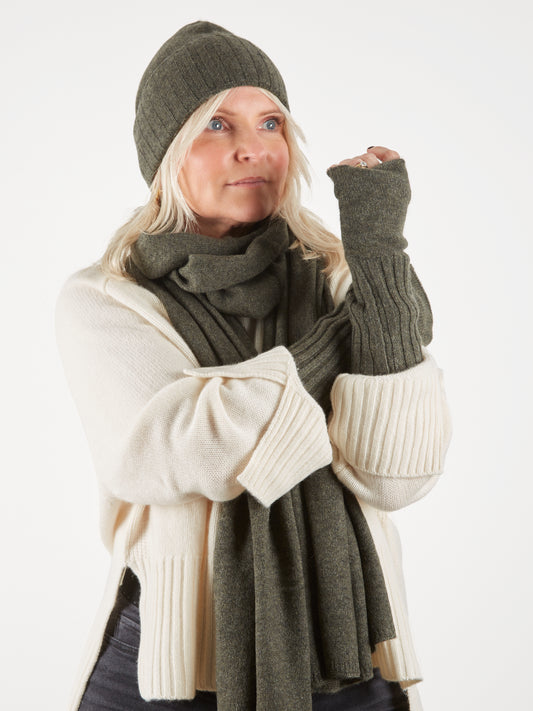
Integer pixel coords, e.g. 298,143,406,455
99,88,343,280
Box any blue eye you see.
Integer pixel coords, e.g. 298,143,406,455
208,119,224,131
263,118,279,130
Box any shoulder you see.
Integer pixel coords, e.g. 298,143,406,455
55,262,196,362
56,261,166,325
57,262,158,310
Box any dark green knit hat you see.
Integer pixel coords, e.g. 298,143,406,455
133,21,289,186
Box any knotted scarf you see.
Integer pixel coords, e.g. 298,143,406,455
126,215,398,711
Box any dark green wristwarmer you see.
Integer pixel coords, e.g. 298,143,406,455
326,159,432,374
288,301,351,411
327,159,411,259
290,159,433,398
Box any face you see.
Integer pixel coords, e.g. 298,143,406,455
178,86,290,238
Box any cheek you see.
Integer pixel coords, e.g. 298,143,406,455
275,142,290,189
179,148,223,205
177,168,192,203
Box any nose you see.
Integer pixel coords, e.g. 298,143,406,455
234,129,267,162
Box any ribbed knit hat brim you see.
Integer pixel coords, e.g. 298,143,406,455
134,21,289,186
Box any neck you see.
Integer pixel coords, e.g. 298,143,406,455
193,216,267,239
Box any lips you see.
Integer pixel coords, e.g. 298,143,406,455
228,176,267,186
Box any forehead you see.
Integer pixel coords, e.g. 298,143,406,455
216,86,281,115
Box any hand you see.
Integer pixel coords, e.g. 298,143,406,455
329,146,401,170
326,147,410,255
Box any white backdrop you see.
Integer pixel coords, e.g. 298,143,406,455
2,1,532,709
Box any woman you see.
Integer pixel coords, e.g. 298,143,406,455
55,21,451,711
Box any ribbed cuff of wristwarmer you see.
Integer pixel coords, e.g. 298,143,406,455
237,358,332,507
348,254,424,375
288,302,351,410
326,159,411,257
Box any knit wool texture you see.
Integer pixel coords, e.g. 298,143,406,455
330,159,432,372
134,21,289,186
126,159,433,711
290,160,432,409
127,216,397,711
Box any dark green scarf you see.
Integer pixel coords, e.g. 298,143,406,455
127,216,396,711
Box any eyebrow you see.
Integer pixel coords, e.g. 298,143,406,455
214,108,284,117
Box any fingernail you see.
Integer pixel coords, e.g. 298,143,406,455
367,146,374,150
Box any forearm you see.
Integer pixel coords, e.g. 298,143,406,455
55,273,332,508
290,159,433,410
327,159,433,375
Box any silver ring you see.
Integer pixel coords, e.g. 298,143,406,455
357,160,368,168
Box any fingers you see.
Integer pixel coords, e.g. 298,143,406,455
329,146,401,171
367,146,401,162
330,152,381,170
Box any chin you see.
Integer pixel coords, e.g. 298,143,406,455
231,203,276,225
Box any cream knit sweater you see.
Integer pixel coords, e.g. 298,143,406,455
55,260,451,711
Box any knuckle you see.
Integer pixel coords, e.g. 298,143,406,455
384,149,400,160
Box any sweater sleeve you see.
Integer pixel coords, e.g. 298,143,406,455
54,269,332,508
328,350,452,511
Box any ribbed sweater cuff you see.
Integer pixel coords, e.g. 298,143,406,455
329,352,451,511
133,556,203,700
330,352,449,476
237,362,332,506
184,346,332,506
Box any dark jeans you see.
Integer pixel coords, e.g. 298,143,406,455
79,576,410,711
